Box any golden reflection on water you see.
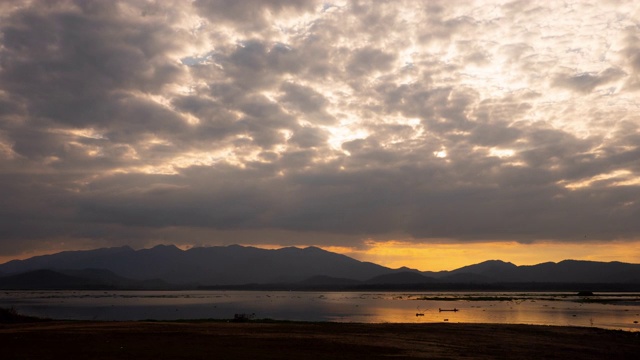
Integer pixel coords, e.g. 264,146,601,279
2,291,639,331
318,293,640,332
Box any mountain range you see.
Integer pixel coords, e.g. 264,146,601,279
1,245,640,290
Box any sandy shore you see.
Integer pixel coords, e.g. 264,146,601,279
1,321,639,359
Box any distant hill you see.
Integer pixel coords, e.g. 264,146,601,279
0,245,396,286
299,275,361,286
0,269,98,290
1,246,640,290
426,259,640,284
365,271,435,284
0,268,169,290
0,246,136,274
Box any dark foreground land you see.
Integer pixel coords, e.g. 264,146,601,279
1,320,639,360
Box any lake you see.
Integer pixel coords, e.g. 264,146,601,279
2,291,639,331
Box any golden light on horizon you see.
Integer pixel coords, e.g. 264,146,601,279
330,240,640,272
2,240,640,273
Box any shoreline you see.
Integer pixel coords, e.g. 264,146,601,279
2,320,639,359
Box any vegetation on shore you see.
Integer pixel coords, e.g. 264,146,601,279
0,307,47,324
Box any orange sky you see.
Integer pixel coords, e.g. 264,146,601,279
322,240,640,271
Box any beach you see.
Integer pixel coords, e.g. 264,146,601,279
2,321,639,359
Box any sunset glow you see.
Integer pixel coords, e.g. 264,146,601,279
340,241,640,271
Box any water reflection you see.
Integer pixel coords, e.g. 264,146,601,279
1,291,639,331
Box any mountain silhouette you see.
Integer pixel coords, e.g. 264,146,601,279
426,259,640,284
0,268,168,290
1,245,640,289
298,275,361,286
365,271,435,284
0,245,394,286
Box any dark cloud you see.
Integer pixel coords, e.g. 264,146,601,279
279,82,335,124
553,68,626,93
193,0,317,31
288,126,328,148
346,47,396,76
224,40,294,89
1,2,185,126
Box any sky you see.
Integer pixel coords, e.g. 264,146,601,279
1,0,640,271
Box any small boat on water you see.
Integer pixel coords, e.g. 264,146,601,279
438,308,459,312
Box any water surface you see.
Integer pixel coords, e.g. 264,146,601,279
2,291,639,331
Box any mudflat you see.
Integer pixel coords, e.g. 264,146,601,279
1,321,639,359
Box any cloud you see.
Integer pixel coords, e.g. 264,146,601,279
193,0,317,31
346,47,397,76
1,0,639,258
552,68,626,93
1,2,185,124
279,82,335,124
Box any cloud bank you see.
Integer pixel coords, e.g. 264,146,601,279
1,0,639,257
